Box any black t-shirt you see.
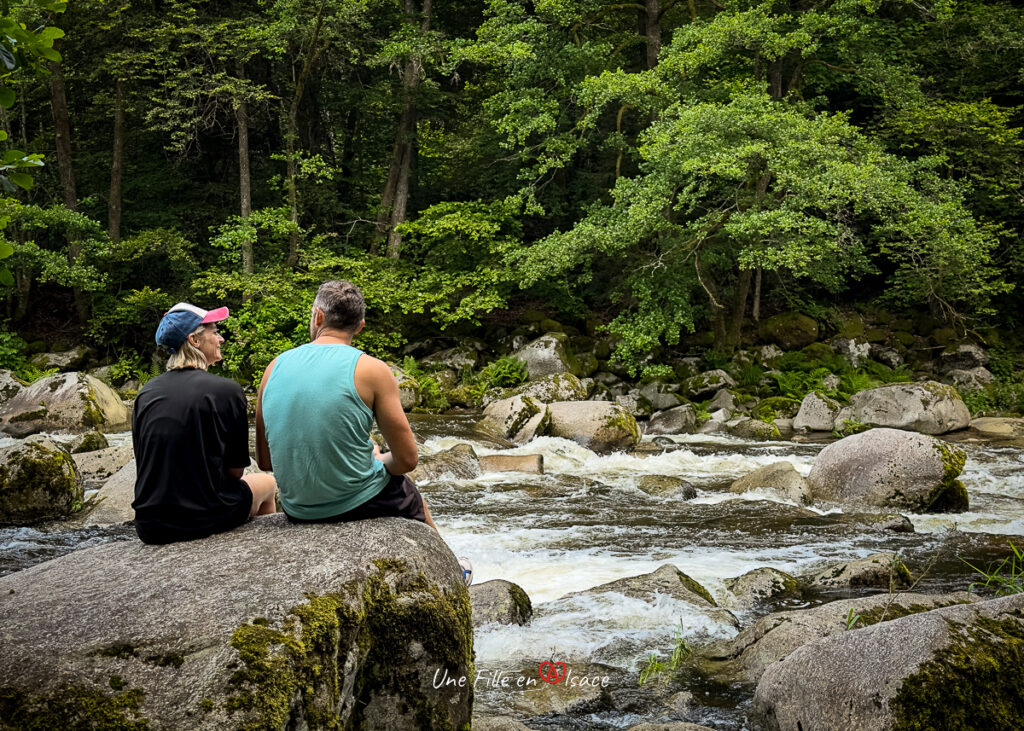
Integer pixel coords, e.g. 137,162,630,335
131,368,251,535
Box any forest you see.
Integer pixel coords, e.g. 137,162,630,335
0,0,1022,388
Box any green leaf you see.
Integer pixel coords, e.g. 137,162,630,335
0,267,12,287
0,87,14,108
1,149,25,164
8,172,33,190
0,241,13,259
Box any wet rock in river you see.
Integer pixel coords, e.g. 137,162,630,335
697,591,973,685
728,417,781,441
969,416,1024,441
0,435,83,525
0,515,472,731
725,568,801,610
808,552,912,591
646,404,696,435
470,579,533,627
545,401,640,454
843,512,915,533
846,381,970,435
754,594,1024,731
408,443,481,483
479,395,548,442
510,661,616,717
730,462,809,504
478,454,544,474
636,475,696,499
473,717,539,731
807,428,969,513
0,372,129,437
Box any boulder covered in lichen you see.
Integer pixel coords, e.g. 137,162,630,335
698,592,973,685
807,428,969,513
0,372,129,438
753,593,1024,730
0,435,83,525
846,381,970,435
511,333,581,380
0,515,473,730
470,579,533,627
544,401,640,453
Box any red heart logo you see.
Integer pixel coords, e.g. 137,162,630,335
538,661,567,684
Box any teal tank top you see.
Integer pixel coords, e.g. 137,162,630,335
261,343,389,519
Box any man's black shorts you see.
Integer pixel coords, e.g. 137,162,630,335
135,479,253,545
285,473,427,524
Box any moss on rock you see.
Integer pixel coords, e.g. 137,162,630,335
0,440,83,524
0,684,149,730
890,617,1024,730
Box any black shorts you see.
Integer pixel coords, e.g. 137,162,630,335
135,480,253,545
286,473,427,524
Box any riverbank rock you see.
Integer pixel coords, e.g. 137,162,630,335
0,435,83,525
408,443,481,483
421,345,478,370
939,343,989,371
0,369,24,404
969,417,1024,441
483,372,587,407
389,365,420,411
638,381,683,411
683,370,736,400
0,372,129,437
806,429,968,513
697,592,972,684
479,395,548,442
808,552,912,591
479,454,544,474
725,568,800,610
946,366,994,392
30,345,89,372
728,417,781,441
513,333,579,380
83,460,136,526
72,444,134,487
545,401,640,454
470,579,533,627
730,462,809,504
759,312,818,349
846,381,970,435
646,405,696,435
0,515,473,730
793,391,841,432
753,594,1024,731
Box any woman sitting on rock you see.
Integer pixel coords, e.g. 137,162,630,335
131,303,276,544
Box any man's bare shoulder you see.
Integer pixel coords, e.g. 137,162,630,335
355,353,398,383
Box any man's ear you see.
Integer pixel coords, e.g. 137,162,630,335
354,319,365,336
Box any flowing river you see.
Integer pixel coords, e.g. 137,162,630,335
2,417,1023,729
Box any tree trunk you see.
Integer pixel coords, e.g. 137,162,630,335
49,55,88,323
284,5,328,268
108,79,124,244
727,267,752,350
379,0,431,259
236,65,253,274
752,267,762,321
644,0,661,70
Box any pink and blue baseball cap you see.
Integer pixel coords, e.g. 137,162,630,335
155,302,229,352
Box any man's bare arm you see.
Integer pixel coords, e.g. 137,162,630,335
254,358,277,472
366,358,418,475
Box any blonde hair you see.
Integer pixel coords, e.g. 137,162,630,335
166,323,211,371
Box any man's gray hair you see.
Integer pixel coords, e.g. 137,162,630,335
313,280,365,332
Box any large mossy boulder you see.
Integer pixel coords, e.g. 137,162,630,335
728,418,781,441
544,401,640,454
512,333,580,380
724,568,800,610
758,312,818,350
29,345,90,372
479,395,549,444
846,381,970,435
807,428,968,513
0,373,129,437
0,515,473,730
0,435,83,525
389,366,421,411
753,594,1024,731
697,592,972,685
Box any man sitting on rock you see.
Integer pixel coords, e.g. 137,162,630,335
132,303,277,544
255,280,471,584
